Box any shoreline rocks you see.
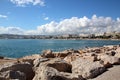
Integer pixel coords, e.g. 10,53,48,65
0,45,120,80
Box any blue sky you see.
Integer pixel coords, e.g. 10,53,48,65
0,0,120,35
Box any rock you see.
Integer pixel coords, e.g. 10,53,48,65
78,50,86,54
60,72,85,80
72,58,106,79
33,58,78,80
33,65,60,80
21,54,41,60
33,58,49,67
83,56,98,62
84,52,96,56
0,70,26,80
41,50,55,58
81,52,98,62
64,53,81,63
115,47,120,58
90,65,120,80
19,54,42,65
105,51,116,56
104,45,114,49
98,54,120,65
33,66,83,80
103,45,117,51
0,62,34,80
54,52,71,58
86,47,102,53
93,48,101,53
41,58,72,73
0,56,4,59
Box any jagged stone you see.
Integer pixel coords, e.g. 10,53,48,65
33,58,84,80
72,58,106,79
0,62,34,80
98,54,120,65
41,58,72,72
33,58,83,80
0,70,26,80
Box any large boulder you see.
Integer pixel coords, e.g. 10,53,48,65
0,62,34,80
72,58,106,79
33,66,84,80
90,65,120,80
33,66,62,80
98,54,120,66
33,58,83,80
18,54,42,66
39,58,72,73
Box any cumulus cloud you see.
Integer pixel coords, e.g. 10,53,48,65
0,27,24,34
10,0,45,7
0,15,120,35
0,14,7,19
33,15,120,35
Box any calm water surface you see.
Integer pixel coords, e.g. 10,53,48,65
0,39,120,58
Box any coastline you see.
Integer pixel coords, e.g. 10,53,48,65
0,38,120,41
0,45,120,80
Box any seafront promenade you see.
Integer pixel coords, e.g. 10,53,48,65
0,45,120,80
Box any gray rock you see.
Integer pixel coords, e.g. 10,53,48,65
39,58,72,73
33,58,84,80
0,62,34,80
72,58,106,79
89,65,120,80
98,54,120,65
0,70,26,80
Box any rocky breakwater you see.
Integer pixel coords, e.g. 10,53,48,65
0,45,120,80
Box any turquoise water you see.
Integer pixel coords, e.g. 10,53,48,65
0,39,120,58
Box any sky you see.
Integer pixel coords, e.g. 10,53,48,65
0,0,120,35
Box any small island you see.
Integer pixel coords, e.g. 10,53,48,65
0,45,120,80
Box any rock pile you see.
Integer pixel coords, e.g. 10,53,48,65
0,45,120,80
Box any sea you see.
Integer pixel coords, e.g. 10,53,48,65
0,39,120,58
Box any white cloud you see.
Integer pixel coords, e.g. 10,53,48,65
10,0,45,7
0,15,120,35
0,27,24,34
0,14,7,19
44,17,49,20
34,15,120,35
